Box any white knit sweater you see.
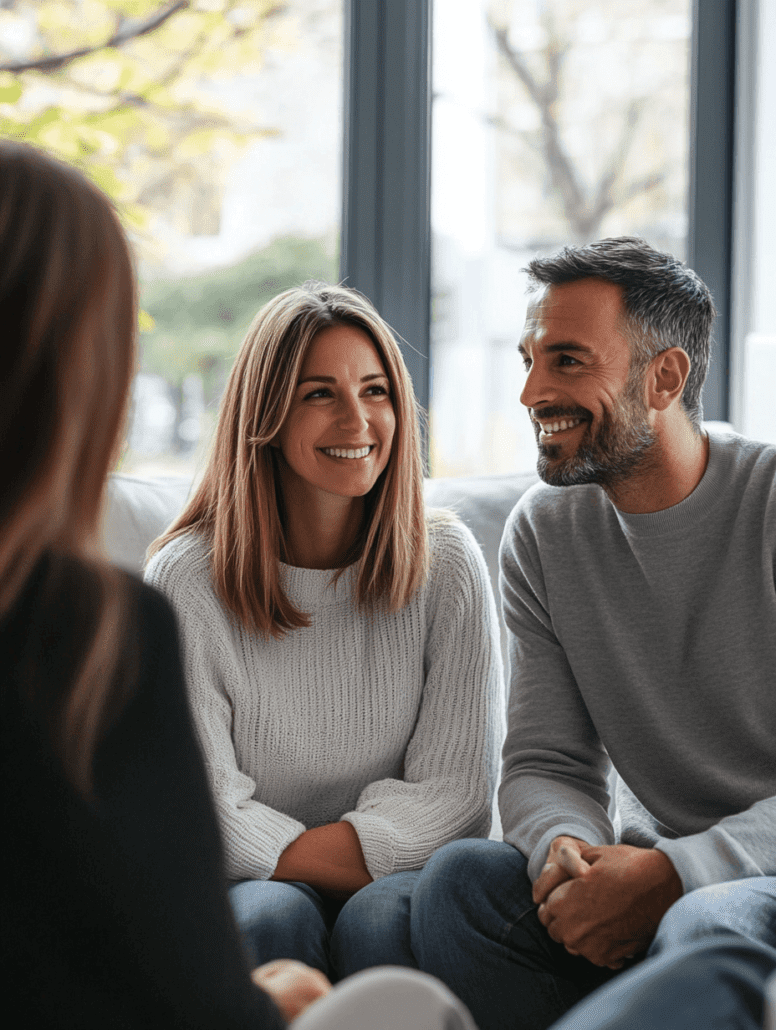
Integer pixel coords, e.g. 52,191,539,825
144,515,504,882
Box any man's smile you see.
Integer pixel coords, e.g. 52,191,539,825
534,417,586,440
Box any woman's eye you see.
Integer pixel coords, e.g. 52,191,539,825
366,384,388,395
303,387,331,400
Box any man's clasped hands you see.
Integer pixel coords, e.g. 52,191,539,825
534,836,683,970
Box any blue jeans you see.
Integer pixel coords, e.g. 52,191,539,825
410,839,615,1030
410,839,776,1030
547,877,776,1030
229,872,419,982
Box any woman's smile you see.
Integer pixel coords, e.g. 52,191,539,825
319,444,376,460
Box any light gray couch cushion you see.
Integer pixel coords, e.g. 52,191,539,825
101,474,193,575
424,471,539,597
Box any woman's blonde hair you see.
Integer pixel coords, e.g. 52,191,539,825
150,282,429,636
0,141,137,791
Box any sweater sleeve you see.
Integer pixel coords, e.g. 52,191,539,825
342,518,505,879
654,799,776,892
145,539,305,881
498,502,614,882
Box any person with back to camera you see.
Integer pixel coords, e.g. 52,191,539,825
0,139,480,1030
143,280,504,982
406,237,776,1030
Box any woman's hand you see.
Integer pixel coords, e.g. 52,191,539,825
251,959,331,1022
271,821,373,898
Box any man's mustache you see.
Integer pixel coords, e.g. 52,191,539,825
530,407,591,422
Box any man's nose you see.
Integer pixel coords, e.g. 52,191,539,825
520,361,555,410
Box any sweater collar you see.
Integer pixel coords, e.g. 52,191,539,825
612,429,732,538
279,560,359,607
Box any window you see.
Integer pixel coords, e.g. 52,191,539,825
341,0,739,477
430,0,693,476
0,0,344,478
732,0,776,445
2,0,743,474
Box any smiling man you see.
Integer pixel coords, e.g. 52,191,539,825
409,237,776,1030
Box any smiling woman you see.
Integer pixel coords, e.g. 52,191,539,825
272,324,396,570
144,282,504,985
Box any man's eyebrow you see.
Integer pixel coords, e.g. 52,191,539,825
518,341,592,357
297,372,388,385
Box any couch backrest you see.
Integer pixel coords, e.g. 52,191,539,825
101,469,539,660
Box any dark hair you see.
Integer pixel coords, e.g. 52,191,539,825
0,140,137,791
524,236,716,430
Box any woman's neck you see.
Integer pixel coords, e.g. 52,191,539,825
280,479,365,570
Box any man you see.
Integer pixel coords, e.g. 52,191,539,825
409,237,776,1030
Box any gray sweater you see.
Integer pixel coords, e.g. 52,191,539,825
498,428,776,893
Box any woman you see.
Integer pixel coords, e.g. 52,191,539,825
0,137,296,1029
0,140,477,1030
145,282,504,980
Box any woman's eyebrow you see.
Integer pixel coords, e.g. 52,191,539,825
297,372,388,385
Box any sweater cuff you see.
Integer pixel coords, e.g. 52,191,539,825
340,812,397,880
223,810,306,882
655,828,765,894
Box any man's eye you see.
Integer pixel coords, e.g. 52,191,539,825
521,358,532,371
558,354,578,366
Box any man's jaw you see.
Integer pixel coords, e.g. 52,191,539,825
531,399,658,490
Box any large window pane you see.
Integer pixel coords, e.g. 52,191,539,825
430,0,692,477
0,0,344,478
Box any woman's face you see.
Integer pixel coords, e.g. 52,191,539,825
274,323,396,505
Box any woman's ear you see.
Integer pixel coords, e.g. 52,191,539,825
646,347,691,412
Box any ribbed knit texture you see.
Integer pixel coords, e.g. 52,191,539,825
145,516,504,882
498,428,776,891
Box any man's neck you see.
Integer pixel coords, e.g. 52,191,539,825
606,415,710,514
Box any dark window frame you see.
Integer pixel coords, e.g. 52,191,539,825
341,0,736,433
688,0,737,422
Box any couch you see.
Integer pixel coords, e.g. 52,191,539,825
100,468,541,841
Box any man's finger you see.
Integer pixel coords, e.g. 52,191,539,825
533,860,571,904
555,844,591,878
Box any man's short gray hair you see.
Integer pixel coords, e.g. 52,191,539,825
524,236,716,431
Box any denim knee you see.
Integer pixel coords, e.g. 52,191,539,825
651,878,776,956
229,879,329,969
330,872,419,979
414,837,531,919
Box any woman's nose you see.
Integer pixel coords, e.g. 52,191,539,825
336,394,369,431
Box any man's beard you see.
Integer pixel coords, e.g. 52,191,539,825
534,372,658,489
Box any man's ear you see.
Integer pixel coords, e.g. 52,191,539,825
646,347,691,412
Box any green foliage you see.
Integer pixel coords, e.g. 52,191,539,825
139,235,338,398
0,2,290,256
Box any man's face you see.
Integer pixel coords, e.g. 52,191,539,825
519,278,657,489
